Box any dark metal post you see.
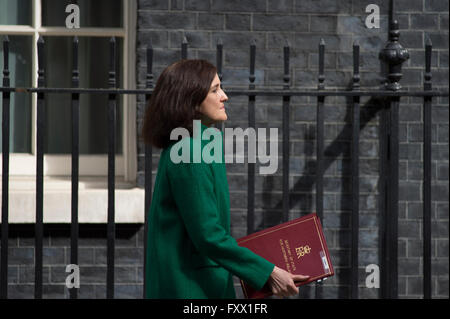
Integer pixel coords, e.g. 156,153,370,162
423,37,433,299
144,42,154,216
1,36,10,299
181,36,188,60
282,40,290,223
379,97,400,299
106,37,117,299
351,41,360,299
70,36,80,299
378,100,388,298
247,40,256,234
217,39,223,83
316,38,325,222
216,39,225,133
378,19,409,299
387,96,400,299
315,38,325,299
35,36,45,299
143,42,154,299
388,0,394,34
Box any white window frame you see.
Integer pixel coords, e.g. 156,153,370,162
0,0,137,182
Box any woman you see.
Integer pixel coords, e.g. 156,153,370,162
142,59,309,299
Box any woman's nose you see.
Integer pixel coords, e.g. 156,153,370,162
221,91,228,102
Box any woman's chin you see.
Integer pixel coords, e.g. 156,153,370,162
219,113,228,121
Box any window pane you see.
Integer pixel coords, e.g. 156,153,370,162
0,35,32,153
42,0,123,28
0,0,32,25
43,36,123,154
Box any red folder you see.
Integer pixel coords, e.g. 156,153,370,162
237,213,334,299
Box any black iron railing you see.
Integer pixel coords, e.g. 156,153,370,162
1,20,449,300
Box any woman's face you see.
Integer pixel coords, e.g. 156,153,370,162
198,73,228,126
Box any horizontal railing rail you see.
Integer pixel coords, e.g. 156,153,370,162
0,87,448,97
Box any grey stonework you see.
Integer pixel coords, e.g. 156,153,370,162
2,0,448,298
4,225,145,299
135,0,448,299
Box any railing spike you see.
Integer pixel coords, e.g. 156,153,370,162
181,36,188,59
3,36,9,77
216,39,223,83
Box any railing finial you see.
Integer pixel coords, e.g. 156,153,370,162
352,41,360,90
2,36,10,84
283,40,290,89
318,38,325,90
181,36,188,60
424,36,433,91
146,42,154,89
379,20,409,91
249,40,256,89
216,39,223,82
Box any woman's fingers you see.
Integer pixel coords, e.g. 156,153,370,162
268,267,310,297
288,283,299,295
272,281,298,297
292,274,310,282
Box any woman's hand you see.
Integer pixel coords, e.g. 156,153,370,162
267,266,310,297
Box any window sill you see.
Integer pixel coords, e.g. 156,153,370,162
0,176,145,224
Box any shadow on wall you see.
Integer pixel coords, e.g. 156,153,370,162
258,94,387,298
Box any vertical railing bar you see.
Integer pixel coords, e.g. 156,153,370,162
282,40,290,223
388,95,399,299
388,0,394,34
217,39,223,83
351,40,360,299
143,41,154,299
315,38,325,299
106,37,117,299
379,16,409,299
216,39,225,134
379,102,389,298
35,36,45,299
316,38,325,224
181,36,188,60
423,37,433,299
70,36,80,300
1,35,10,299
384,19,407,299
247,40,256,235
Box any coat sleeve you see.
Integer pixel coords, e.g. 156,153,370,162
167,159,274,291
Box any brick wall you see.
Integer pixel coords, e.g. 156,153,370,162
5,225,144,298
135,0,448,299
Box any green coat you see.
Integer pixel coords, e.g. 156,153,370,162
145,123,274,299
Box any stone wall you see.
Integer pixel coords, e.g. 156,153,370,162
135,0,448,299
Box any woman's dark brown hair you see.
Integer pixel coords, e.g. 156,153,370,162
141,59,217,149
